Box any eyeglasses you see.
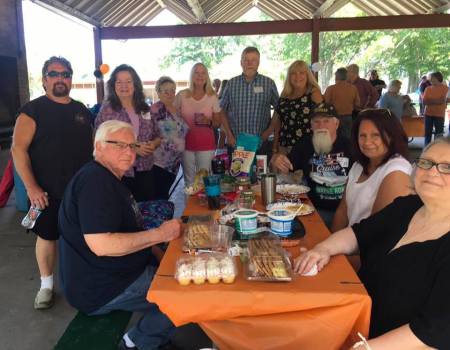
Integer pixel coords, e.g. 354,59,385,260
415,158,450,174
103,140,140,151
46,71,72,79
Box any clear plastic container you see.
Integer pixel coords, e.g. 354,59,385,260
245,233,293,282
175,253,238,286
183,215,233,253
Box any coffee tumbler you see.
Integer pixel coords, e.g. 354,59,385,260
261,173,277,206
203,175,222,210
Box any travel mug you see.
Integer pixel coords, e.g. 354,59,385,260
203,175,222,210
261,173,277,206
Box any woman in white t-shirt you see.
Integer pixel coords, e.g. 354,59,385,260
332,108,412,231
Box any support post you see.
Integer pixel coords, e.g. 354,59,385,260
93,26,104,104
311,18,320,79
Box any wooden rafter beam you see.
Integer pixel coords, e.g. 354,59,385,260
31,0,100,26
155,0,166,9
186,0,207,23
314,0,341,17
314,0,351,17
429,2,450,13
99,14,450,40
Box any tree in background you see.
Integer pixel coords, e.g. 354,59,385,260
160,36,244,69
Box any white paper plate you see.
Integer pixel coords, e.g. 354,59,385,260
266,202,314,216
276,184,310,195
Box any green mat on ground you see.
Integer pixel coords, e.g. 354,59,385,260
54,310,132,350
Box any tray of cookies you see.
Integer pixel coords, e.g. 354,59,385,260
175,253,237,286
245,234,293,282
183,215,233,253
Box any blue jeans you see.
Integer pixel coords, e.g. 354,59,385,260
424,115,444,146
337,115,353,140
89,265,174,350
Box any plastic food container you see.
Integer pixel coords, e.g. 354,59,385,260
234,209,258,234
175,253,237,286
245,234,293,282
267,209,296,236
183,216,233,253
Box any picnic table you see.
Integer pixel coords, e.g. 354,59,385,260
148,194,371,350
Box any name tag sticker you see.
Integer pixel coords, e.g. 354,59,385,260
337,156,349,168
253,86,264,93
142,112,151,120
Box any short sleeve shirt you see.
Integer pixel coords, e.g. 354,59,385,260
276,92,318,147
423,84,449,117
58,161,155,314
287,135,351,210
346,156,412,226
95,102,160,176
352,195,450,348
220,73,279,136
177,92,220,151
19,95,93,199
151,101,189,174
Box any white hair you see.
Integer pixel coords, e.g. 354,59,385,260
93,120,134,156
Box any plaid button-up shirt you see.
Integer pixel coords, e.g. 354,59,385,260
220,73,279,136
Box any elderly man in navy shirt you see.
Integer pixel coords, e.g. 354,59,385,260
59,120,181,350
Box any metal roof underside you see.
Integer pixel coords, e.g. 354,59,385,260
31,0,450,27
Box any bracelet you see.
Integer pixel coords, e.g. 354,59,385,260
352,333,372,350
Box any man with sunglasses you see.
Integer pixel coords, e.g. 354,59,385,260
59,120,181,350
11,56,93,309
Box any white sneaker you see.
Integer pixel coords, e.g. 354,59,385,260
34,288,54,309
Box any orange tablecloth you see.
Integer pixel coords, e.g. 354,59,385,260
148,196,371,350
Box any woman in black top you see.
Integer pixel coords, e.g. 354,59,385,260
295,136,450,349
271,60,323,154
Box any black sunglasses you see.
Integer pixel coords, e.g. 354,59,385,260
46,71,72,79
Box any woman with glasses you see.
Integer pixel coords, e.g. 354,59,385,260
95,64,161,202
150,76,188,199
331,109,412,232
272,60,323,154
176,62,222,187
295,136,450,349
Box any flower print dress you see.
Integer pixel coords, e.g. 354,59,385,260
151,101,189,175
276,92,317,147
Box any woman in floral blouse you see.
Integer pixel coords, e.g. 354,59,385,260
150,76,189,200
273,60,323,154
95,64,161,201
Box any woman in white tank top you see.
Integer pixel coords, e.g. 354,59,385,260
331,109,412,231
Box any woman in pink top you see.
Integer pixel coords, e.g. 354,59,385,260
177,63,222,186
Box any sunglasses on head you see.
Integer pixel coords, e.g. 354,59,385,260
46,71,72,79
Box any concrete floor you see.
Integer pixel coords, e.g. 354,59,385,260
0,137,427,350
0,148,217,350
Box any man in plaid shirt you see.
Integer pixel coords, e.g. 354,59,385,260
220,47,279,152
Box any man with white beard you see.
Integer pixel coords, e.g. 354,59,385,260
271,103,351,227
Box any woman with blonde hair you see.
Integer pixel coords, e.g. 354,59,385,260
272,60,323,154
379,79,404,119
176,62,222,186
